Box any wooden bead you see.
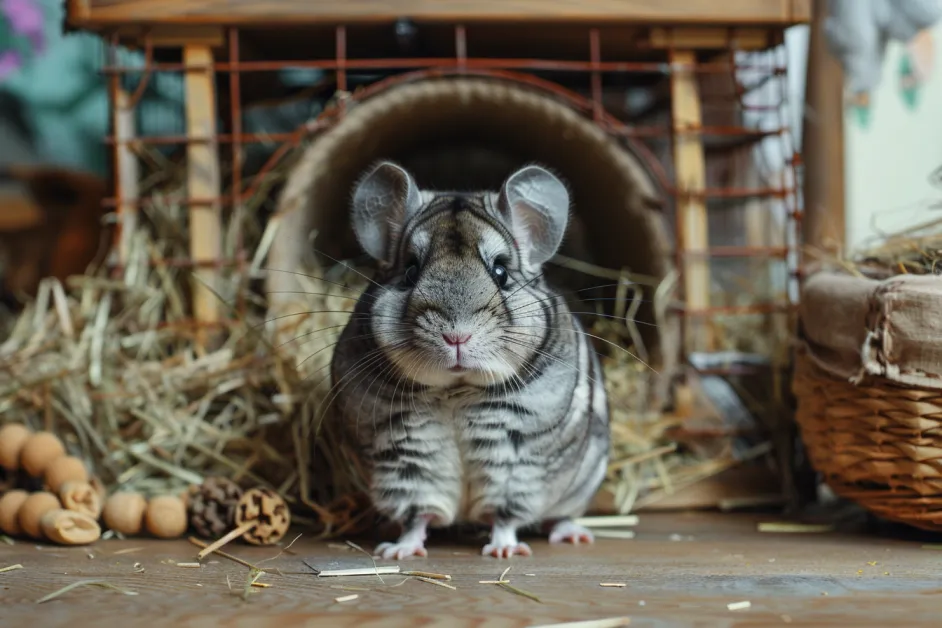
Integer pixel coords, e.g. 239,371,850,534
59,481,102,518
44,456,88,493
17,491,61,539
144,495,188,539
0,423,32,471
19,432,66,478
40,509,101,545
102,492,147,536
0,489,29,536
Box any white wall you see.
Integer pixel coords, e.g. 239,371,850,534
844,22,942,251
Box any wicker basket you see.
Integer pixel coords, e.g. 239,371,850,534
794,348,942,531
793,270,942,531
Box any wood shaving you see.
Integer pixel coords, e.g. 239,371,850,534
592,530,636,540
575,516,639,528
0,564,23,573
758,522,834,533
334,594,359,603
531,619,631,628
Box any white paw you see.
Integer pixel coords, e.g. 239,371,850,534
482,541,532,559
374,541,428,560
549,521,594,545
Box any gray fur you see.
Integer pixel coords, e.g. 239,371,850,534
331,161,610,559
351,161,424,262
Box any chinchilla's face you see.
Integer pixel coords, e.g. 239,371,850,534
349,162,571,388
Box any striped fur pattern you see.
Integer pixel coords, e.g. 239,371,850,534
330,161,610,559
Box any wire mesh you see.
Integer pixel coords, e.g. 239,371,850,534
101,24,802,379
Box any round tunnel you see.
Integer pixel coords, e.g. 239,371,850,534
267,74,678,374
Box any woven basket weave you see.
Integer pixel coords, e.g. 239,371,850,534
793,347,942,531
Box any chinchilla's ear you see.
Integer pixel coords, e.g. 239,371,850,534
497,164,570,266
351,161,422,262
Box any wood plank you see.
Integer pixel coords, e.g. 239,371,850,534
2,513,941,626
801,0,845,258
184,44,223,342
112,25,225,49
73,0,811,27
648,27,772,50
670,50,712,353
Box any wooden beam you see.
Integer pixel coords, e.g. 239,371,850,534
670,49,712,354
801,0,845,258
112,25,225,50
72,0,811,28
649,27,773,50
113,89,139,265
184,44,223,345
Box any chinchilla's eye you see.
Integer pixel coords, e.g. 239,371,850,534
492,259,509,289
402,258,420,287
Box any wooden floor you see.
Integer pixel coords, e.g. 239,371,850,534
2,511,941,627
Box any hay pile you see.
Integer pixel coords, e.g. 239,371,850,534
0,177,375,537
840,216,942,278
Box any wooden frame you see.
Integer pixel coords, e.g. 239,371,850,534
70,0,810,28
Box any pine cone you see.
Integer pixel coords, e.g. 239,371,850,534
187,477,244,539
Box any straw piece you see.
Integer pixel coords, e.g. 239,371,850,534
197,520,259,560
188,536,260,571
0,564,23,573
727,601,751,611
498,582,542,603
414,576,457,590
402,570,451,580
36,580,138,603
757,522,834,534
600,582,627,588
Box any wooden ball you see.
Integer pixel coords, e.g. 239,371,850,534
0,423,32,471
235,488,291,546
17,491,61,539
0,489,29,536
102,492,147,536
145,495,188,539
20,432,65,478
44,456,88,493
40,509,101,545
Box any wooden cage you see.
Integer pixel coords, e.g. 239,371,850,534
65,0,811,508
